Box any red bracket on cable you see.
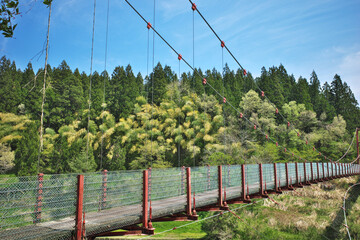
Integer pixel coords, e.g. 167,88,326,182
239,112,243,118
284,148,287,152
223,97,226,103
254,124,257,130
306,140,308,145
297,132,300,137
202,78,207,85
221,40,225,48
243,69,247,76
313,146,315,151
265,134,268,140
276,142,278,147
261,91,264,97
178,54,182,61
275,108,279,114
287,122,290,127
191,3,197,11
147,22,152,30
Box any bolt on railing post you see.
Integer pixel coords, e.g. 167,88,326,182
142,170,149,229
34,173,44,224
101,170,107,210
75,175,84,240
218,165,223,207
186,167,192,216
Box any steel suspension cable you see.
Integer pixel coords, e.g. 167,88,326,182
342,182,360,240
335,128,357,163
123,0,310,163
187,0,340,162
38,2,52,172
86,0,96,169
100,0,110,170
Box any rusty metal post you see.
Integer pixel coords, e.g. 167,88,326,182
142,170,149,229
101,170,108,210
327,162,330,179
259,164,264,195
241,164,247,200
317,163,320,181
310,163,314,182
75,175,84,240
321,163,325,180
34,173,44,224
303,162,307,184
186,167,192,216
218,166,223,207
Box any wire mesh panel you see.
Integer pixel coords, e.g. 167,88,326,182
288,163,297,185
222,165,242,200
191,166,218,208
319,163,324,179
245,164,260,195
83,170,143,237
298,163,304,183
276,163,287,188
312,163,318,180
262,164,274,191
150,168,186,218
0,174,78,240
305,163,311,182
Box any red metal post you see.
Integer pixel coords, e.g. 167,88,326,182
101,170,108,210
218,166,223,207
186,167,192,216
241,164,247,200
259,164,264,195
274,163,279,191
327,162,330,179
142,170,149,228
75,175,84,240
317,163,320,181
303,162,307,184
285,163,290,188
34,173,44,224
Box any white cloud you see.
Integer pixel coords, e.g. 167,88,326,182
338,51,360,102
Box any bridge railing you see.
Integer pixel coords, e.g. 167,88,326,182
0,162,359,240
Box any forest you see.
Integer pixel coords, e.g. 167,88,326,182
0,55,359,176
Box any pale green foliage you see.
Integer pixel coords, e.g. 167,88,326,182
0,143,15,173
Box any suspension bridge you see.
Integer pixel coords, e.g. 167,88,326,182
0,160,359,239
2,0,360,239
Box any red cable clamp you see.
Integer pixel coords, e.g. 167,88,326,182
254,124,256,130
147,22,152,30
313,146,315,151
221,40,225,48
265,134,268,140
276,142,278,147
202,78,207,85
284,148,287,152
275,108,279,114
240,112,243,118
343,224,349,229
306,140,308,145
191,3,197,11
297,132,300,137
243,69,247,76
287,122,290,127
173,227,177,230
261,91,264,97
223,97,226,103
178,54,182,61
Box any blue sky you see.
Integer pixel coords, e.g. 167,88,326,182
1,0,360,101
